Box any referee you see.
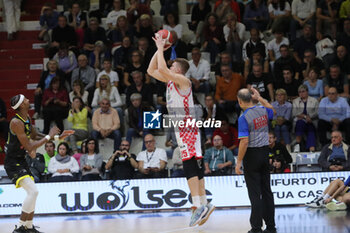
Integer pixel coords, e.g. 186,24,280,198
235,88,276,233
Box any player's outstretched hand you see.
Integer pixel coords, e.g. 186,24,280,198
250,87,261,101
48,126,60,139
152,33,166,50
59,130,75,140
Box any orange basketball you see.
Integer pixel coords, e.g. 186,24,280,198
156,29,174,49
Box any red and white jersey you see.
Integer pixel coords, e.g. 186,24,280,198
166,81,202,161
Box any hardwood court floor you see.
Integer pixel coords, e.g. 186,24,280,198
0,206,349,233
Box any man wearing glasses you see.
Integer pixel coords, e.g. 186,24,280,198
318,87,350,146
136,134,167,178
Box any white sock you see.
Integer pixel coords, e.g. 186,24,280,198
323,194,330,200
19,220,25,227
25,220,33,229
192,196,201,208
200,195,208,205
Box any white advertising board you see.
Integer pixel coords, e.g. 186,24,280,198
0,172,349,216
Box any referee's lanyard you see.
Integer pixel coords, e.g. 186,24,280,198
146,150,155,164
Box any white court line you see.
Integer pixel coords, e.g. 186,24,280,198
158,226,198,233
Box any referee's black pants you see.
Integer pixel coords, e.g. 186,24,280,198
243,146,275,231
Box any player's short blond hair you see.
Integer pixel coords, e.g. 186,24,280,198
173,58,189,74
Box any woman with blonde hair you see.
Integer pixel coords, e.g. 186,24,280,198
91,75,123,120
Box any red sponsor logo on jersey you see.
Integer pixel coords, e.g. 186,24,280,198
253,115,268,130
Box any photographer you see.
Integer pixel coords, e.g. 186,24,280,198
318,130,350,171
105,140,138,180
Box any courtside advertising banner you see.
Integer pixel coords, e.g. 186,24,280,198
0,171,349,215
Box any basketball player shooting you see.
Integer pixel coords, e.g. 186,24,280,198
147,32,215,227
4,94,74,233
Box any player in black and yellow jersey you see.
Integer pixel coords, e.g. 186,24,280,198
5,94,73,233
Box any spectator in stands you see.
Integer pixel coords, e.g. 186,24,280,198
214,51,238,79
268,131,293,164
277,66,301,100
126,71,154,107
105,140,138,179
318,87,350,146
244,49,269,79
48,142,79,182
67,97,89,154
124,50,150,88
171,147,185,177
188,0,211,46
135,14,155,44
50,15,77,58
315,34,335,69
290,0,316,42
246,63,274,101
80,138,103,181
303,67,324,100
339,0,350,19
113,35,133,70
67,2,87,48
202,13,225,64
34,60,65,119
90,41,112,72
224,13,245,63
69,80,89,106
165,127,177,159
110,15,135,50
186,47,211,95
136,134,167,178
293,24,317,65
71,54,96,105
72,140,86,167
204,134,235,175
267,30,289,63
52,42,78,84
42,76,69,134
330,45,350,79
106,0,127,31
337,19,350,54
272,89,292,149
92,75,123,117
268,0,291,33
155,80,167,114
97,59,119,88
0,98,8,141
38,3,59,41
2,0,21,40
242,28,268,62
160,0,178,16
323,65,349,98
26,152,45,182
213,118,239,155
273,44,300,83
292,84,318,152
244,0,269,31
214,0,241,25
137,37,156,66
271,156,291,173
127,0,151,25
63,0,89,11
83,17,107,56
301,49,326,79
215,64,245,114
92,98,122,151
202,95,226,145
43,141,56,173
318,130,350,171
163,12,183,39
164,31,188,64
126,93,152,147
316,0,337,40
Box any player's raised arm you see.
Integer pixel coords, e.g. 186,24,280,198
147,50,168,83
154,35,191,90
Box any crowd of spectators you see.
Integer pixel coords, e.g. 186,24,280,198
1,0,350,181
